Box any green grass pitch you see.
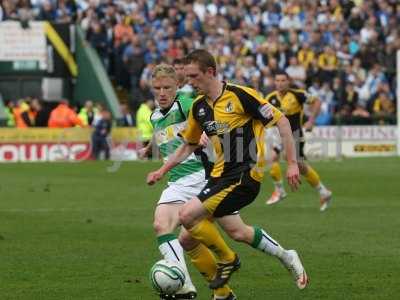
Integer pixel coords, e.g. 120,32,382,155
1,158,399,300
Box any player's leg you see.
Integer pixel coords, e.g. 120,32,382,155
217,214,308,290
211,171,307,289
179,190,240,290
153,186,197,299
266,150,287,205
297,139,332,211
179,229,236,300
265,127,287,205
179,198,236,264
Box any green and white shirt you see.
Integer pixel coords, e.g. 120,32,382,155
150,96,205,186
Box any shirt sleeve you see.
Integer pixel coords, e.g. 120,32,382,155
294,89,315,104
234,85,283,127
178,105,202,145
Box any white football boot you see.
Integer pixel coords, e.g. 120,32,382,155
174,281,197,299
266,189,287,205
280,250,308,289
319,190,332,212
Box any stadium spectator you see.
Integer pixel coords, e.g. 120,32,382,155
286,56,306,88
4,100,15,127
48,99,84,128
1,0,398,126
13,99,32,128
337,82,359,122
87,21,109,68
123,35,146,103
117,103,135,127
78,100,98,126
37,1,56,21
314,82,335,126
136,98,154,156
370,91,395,124
32,99,52,127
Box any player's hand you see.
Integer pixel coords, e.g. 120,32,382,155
303,119,314,132
137,147,149,159
286,163,300,191
147,169,164,185
198,132,209,147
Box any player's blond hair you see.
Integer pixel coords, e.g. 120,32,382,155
151,63,177,80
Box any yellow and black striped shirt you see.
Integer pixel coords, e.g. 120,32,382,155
265,88,314,133
179,82,282,182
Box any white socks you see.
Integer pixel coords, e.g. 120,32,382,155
159,238,194,287
274,180,286,193
253,227,285,259
316,182,329,195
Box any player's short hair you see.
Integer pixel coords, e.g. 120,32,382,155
151,63,177,80
184,49,217,75
172,58,184,65
274,70,290,78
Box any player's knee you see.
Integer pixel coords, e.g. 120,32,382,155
178,206,192,228
179,232,199,251
153,218,169,235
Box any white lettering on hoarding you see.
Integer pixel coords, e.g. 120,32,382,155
0,143,90,162
311,126,397,140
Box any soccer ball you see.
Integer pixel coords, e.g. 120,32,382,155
150,259,186,295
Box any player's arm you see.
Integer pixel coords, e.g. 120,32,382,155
297,91,321,131
146,143,198,185
276,117,300,191
137,135,154,159
304,97,321,131
139,114,155,159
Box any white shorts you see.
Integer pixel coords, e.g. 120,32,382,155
158,180,207,205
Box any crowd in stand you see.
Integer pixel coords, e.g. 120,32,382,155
3,97,137,128
0,0,398,125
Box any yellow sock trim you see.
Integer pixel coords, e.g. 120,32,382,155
189,219,235,263
214,286,232,298
304,165,321,188
269,162,282,182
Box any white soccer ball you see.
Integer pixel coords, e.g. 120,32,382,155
150,259,186,295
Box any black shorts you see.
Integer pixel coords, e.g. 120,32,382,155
293,129,306,160
272,127,305,160
197,171,260,218
298,140,305,160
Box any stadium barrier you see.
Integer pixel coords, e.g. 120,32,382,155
304,126,397,159
0,126,397,162
0,127,139,162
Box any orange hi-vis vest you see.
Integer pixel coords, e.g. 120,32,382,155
48,103,84,128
